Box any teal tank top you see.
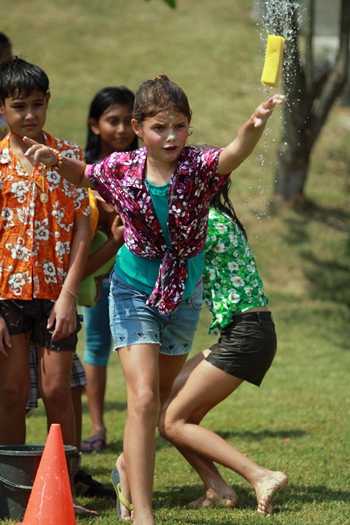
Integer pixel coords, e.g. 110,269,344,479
115,180,204,299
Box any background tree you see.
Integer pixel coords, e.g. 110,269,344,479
274,0,350,202
153,0,349,204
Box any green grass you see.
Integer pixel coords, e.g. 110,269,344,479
2,0,350,524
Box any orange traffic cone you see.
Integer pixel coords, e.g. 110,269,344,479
17,423,76,525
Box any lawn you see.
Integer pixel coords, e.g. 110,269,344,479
1,0,350,524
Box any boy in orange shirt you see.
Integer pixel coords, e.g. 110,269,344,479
0,57,91,451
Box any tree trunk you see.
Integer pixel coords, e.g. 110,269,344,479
275,141,310,200
273,0,350,202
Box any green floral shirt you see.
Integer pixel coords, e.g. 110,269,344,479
204,208,268,336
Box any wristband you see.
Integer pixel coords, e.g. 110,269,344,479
43,148,63,170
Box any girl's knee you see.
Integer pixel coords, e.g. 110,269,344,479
129,389,160,422
158,415,180,442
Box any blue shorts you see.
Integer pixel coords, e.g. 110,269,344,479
82,278,112,367
109,272,203,356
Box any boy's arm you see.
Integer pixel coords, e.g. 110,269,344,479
23,136,92,188
218,94,285,175
49,213,91,340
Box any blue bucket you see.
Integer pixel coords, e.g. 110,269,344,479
0,444,80,521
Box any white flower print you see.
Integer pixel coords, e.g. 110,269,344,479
8,241,30,261
247,263,256,273
231,275,244,287
8,272,27,294
228,261,239,271
216,223,227,233
208,269,216,280
228,291,240,303
55,241,70,258
2,207,15,228
215,313,223,323
34,218,49,241
11,180,30,203
18,207,33,225
214,242,225,253
43,262,57,278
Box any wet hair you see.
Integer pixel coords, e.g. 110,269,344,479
190,142,248,239
211,178,248,239
132,74,192,123
0,57,49,103
0,33,12,61
84,86,138,163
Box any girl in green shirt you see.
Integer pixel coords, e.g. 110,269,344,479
159,177,288,516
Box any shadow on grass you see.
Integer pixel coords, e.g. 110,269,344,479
280,201,350,312
215,428,306,441
152,481,350,513
76,482,350,523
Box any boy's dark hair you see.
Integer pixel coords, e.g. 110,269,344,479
0,33,11,60
132,74,192,123
0,57,49,103
85,86,138,163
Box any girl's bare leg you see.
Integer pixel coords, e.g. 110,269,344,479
116,349,188,523
160,354,288,515
118,343,159,525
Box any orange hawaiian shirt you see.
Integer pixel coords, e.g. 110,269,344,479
0,131,90,301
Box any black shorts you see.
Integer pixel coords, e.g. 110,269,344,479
206,311,277,386
0,299,81,351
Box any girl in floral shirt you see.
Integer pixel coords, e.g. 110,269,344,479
25,75,285,525
159,176,288,516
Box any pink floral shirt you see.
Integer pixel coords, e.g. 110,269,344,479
88,146,230,314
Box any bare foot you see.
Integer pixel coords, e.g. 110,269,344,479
187,486,239,508
255,471,288,516
116,454,133,520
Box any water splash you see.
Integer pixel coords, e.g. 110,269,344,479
245,0,305,237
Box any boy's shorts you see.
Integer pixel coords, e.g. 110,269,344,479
206,311,277,386
27,347,87,410
0,298,81,351
109,273,203,356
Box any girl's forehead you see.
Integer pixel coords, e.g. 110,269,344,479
151,110,187,121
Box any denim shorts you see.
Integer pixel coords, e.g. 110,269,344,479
206,311,277,386
83,280,112,367
0,298,81,351
109,272,203,355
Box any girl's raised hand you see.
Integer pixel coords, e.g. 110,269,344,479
23,136,57,166
252,94,285,128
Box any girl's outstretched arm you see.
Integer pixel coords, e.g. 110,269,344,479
218,94,285,175
23,136,92,188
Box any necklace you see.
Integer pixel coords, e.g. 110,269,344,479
10,147,48,204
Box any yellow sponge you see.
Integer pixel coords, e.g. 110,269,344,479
261,35,285,87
